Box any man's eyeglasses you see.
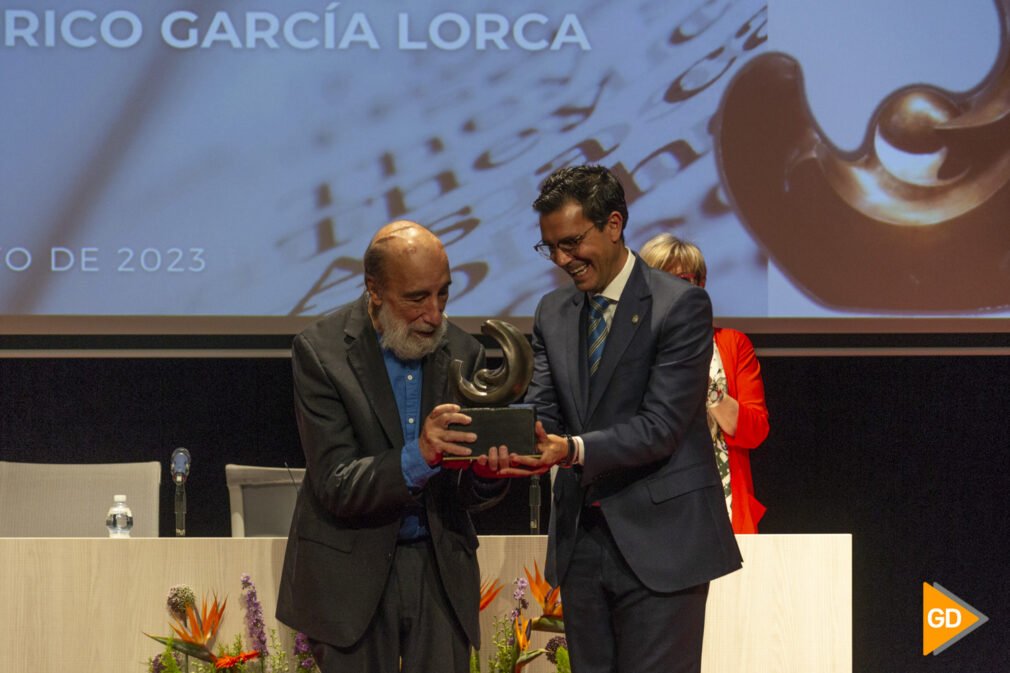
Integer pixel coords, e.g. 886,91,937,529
534,223,597,260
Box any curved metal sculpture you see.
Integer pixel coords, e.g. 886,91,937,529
451,319,533,407
716,0,1010,311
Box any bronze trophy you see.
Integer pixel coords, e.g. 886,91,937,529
444,319,536,461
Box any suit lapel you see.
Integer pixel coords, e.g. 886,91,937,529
561,291,591,428
422,340,451,417
587,258,651,419
345,298,405,449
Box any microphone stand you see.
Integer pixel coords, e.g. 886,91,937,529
170,448,191,537
174,479,187,537
529,474,541,534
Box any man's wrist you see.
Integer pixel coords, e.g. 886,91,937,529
403,439,440,488
559,435,575,468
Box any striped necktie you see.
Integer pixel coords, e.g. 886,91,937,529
587,294,611,378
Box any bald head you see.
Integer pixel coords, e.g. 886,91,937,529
364,221,451,360
364,220,446,291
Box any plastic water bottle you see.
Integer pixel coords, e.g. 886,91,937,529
106,494,134,538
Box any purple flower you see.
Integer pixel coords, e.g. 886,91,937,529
294,631,317,670
513,576,529,611
545,636,568,664
240,573,269,656
513,577,528,601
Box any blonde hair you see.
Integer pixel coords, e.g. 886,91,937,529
639,233,707,286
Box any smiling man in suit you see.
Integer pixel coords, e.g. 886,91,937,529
513,165,742,673
277,221,508,673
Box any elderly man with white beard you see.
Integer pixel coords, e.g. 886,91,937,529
277,220,510,673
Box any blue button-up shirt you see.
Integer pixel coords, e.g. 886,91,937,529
382,348,439,540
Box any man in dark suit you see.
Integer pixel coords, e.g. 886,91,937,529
513,166,742,673
277,221,508,673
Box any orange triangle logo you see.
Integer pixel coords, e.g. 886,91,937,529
922,582,988,655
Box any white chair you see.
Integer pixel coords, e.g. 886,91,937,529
225,464,304,537
0,460,161,537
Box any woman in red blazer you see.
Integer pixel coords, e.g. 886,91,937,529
641,235,770,533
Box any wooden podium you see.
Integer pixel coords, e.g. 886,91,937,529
0,535,850,673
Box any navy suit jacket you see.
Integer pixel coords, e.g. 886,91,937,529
525,255,742,592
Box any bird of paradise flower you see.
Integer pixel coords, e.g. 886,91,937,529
512,614,545,672
473,568,569,673
470,578,507,672
508,564,567,672
480,578,505,612
145,593,259,669
524,562,563,633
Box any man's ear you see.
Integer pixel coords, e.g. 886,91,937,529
606,211,624,242
365,276,382,305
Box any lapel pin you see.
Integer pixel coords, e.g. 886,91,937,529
631,314,640,324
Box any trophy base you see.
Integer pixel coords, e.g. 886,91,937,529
444,406,536,461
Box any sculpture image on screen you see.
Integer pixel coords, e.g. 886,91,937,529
716,0,1010,313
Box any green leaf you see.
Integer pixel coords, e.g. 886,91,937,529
515,648,546,670
555,646,571,673
157,639,184,673
530,616,565,633
145,634,216,663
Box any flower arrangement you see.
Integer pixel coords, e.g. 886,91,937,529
472,563,570,673
144,575,320,673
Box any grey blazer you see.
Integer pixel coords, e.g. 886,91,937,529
276,295,504,649
525,255,742,592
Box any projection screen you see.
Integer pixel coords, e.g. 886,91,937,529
2,0,1008,337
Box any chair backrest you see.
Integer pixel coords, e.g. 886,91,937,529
225,464,304,537
0,460,161,537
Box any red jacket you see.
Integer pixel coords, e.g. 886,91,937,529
715,328,769,533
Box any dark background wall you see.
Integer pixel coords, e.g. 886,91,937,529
1,352,1008,672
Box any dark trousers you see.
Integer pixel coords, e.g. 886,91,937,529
310,539,470,673
561,507,710,673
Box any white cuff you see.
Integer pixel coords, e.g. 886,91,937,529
573,435,585,466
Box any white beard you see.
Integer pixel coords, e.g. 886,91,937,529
376,304,448,361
